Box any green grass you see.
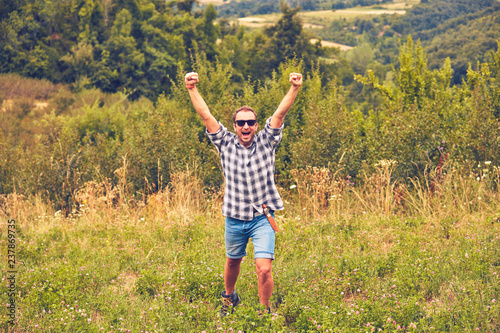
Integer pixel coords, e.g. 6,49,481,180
2,200,499,332
299,7,405,23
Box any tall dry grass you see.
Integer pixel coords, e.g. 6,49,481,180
350,159,400,216
0,74,61,100
2,160,500,231
283,160,500,224
289,166,344,218
1,165,222,234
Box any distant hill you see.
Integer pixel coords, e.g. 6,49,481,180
391,0,497,34
304,0,499,83
392,0,500,83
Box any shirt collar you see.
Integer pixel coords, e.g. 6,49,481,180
235,138,256,150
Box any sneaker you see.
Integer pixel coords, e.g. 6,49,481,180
220,291,240,317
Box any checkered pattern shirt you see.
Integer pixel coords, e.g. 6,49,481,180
207,117,284,221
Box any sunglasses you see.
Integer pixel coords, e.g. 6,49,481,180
235,119,257,127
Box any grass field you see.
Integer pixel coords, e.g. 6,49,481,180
1,163,500,332
232,1,418,30
198,0,226,6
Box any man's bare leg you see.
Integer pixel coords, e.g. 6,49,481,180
255,258,273,308
224,257,242,294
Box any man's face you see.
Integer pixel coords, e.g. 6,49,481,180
233,110,258,148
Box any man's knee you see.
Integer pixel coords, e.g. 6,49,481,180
226,257,243,268
255,259,273,277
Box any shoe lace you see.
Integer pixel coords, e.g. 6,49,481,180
221,297,232,314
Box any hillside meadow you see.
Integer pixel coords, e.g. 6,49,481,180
1,163,500,332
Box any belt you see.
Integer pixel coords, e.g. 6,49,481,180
253,210,263,217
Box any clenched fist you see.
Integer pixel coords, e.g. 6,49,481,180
185,72,199,89
289,73,302,87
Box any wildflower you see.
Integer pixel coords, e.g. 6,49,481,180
485,161,492,165
492,299,496,303
410,323,417,329
375,159,398,167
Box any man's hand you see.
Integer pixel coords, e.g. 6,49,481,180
289,73,302,87
185,72,199,89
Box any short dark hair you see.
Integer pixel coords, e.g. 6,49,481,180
232,106,257,123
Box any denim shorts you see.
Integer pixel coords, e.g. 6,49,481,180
225,211,275,260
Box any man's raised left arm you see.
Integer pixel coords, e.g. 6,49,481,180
270,73,303,129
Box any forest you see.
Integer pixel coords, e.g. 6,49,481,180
1,0,499,99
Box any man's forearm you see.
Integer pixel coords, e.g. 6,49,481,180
270,85,301,128
188,87,210,119
188,87,220,133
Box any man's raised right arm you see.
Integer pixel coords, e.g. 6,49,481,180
185,72,220,133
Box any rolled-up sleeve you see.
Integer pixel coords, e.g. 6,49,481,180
264,117,283,148
206,122,227,152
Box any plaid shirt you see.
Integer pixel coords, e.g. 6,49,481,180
207,117,284,221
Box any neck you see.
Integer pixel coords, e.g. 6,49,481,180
239,139,252,148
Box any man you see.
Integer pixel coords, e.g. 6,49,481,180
185,71,303,317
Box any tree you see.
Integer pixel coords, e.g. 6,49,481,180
177,0,196,13
0,11,25,73
264,4,304,68
246,3,320,79
102,9,146,96
197,4,219,61
73,0,106,44
0,0,25,20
